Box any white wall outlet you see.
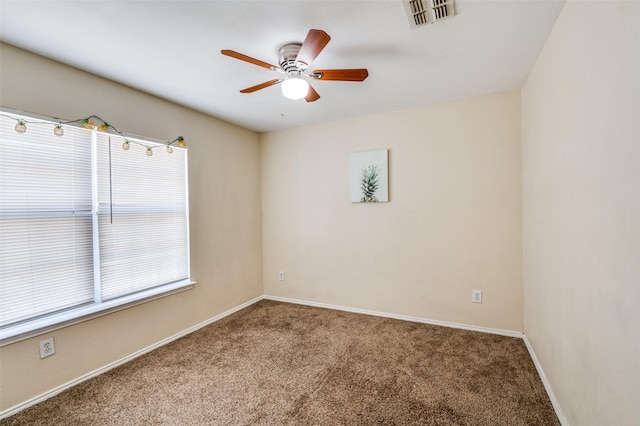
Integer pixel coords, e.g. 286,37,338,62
278,271,285,281
39,337,55,359
472,290,482,303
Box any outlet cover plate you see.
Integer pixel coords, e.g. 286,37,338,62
472,290,482,303
39,337,55,359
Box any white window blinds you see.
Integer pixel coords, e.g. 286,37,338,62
0,115,94,326
95,133,189,300
0,111,190,340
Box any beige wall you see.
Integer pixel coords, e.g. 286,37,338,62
0,44,263,412
261,91,523,332
522,2,640,425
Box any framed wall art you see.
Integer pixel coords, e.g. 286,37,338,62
350,149,389,203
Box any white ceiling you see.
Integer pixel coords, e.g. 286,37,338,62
0,0,564,133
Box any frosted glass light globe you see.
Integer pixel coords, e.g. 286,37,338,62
281,77,309,100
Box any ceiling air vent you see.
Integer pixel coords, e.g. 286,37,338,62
404,0,455,29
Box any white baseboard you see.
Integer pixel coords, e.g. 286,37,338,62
523,335,569,426
0,296,264,420
263,294,524,338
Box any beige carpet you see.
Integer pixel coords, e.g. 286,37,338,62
1,300,559,425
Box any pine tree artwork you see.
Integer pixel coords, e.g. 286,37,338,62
360,164,380,202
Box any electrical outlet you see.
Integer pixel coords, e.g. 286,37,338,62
39,337,55,359
278,271,285,281
472,290,482,303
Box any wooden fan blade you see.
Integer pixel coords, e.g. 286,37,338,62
311,69,369,81
240,79,282,93
296,29,331,66
221,50,280,70
305,84,320,102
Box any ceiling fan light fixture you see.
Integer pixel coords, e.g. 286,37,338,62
222,29,367,103
281,77,309,100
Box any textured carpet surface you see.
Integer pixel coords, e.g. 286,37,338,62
2,300,559,425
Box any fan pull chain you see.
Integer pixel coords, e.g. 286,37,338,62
280,90,286,119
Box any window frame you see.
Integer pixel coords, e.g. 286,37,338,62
0,109,194,345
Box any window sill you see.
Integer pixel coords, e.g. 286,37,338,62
0,280,195,347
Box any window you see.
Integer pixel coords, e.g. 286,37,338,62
0,111,191,342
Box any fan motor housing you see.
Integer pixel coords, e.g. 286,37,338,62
279,42,307,73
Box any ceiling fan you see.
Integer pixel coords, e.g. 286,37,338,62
221,29,369,102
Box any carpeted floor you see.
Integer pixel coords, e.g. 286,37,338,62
1,300,559,425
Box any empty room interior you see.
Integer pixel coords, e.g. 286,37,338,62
0,1,638,425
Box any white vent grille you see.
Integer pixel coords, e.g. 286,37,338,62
404,0,455,29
